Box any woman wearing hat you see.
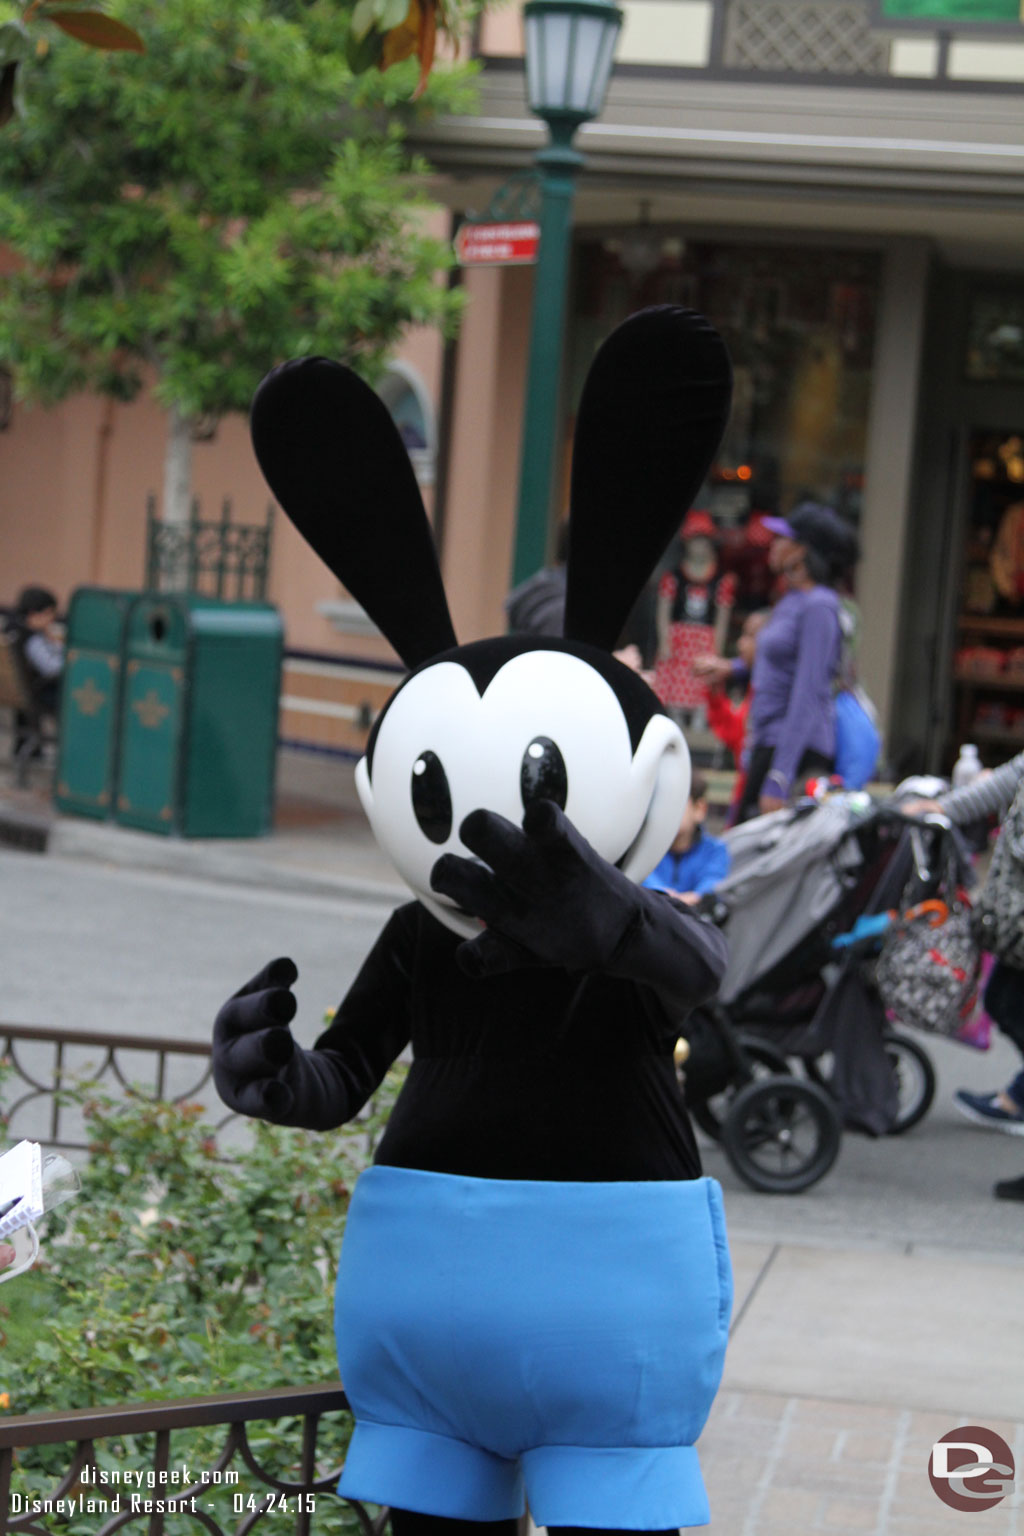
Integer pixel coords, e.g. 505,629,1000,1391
652,508,736,725
695,502,859,820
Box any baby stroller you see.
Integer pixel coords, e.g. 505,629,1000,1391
680,794,968,1194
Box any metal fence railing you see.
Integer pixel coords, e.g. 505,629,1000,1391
0,1031,434,1536
145,497,274,602
0,1384,382,1536
0,1022,227,1153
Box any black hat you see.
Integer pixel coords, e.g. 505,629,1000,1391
786,502,859,571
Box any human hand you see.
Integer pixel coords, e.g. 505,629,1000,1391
900,798,944,817
615,645,658,688
0,1242,15,1271
692,655,731,684
758,793,786,815
431,801,640,979
213,958,300,1120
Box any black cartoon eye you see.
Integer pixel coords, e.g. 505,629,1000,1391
411,751,452,844
520,736,568,811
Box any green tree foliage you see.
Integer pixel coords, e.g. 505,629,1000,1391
0,0,471,460
0,0,144,129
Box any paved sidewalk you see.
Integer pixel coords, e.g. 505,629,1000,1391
701,1385,1022,1535
3,747,1024,1533
0,745,405,902
701,1237,1024,1534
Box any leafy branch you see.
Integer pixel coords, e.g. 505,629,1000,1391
0,0,143,124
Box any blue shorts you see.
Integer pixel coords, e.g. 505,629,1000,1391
334,1166,732,1529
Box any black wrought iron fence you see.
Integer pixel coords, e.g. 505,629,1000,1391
0,1030,426,1536
0,1384,385,1536
145,498,274,602
0,1023,228,1153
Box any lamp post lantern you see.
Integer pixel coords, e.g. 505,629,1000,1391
510,0,623,588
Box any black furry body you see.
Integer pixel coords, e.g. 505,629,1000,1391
315,900,712,1182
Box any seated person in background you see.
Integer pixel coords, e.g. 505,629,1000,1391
643,772,730,904
8,585,63,701
5,585,64,759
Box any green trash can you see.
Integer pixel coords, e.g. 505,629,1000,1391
115,595,283,837
55,587,138,821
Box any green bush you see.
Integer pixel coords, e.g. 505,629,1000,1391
0,1065,407,1533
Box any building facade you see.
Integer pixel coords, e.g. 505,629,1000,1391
2,0,1023,771
426,0,1024,773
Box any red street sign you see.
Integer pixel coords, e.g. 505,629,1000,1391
455,220,541,267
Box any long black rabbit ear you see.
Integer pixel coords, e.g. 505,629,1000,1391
563,307,733,650
251,358,457,670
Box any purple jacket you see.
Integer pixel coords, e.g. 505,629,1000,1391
736,586,841,796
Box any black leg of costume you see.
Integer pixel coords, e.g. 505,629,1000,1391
389,1510,520,1536
389,1515,678,1536
550,1526,679,1536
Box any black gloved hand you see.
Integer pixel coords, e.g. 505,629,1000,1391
430,800,643,979
213,957,301,1121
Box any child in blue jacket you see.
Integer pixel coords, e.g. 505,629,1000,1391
644,772,730,902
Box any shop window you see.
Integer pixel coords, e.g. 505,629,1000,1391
570,238,877,650
565,238,879,685
573,238,878,537
952,429,1024,762
966,291,1024,383
379,363,436,485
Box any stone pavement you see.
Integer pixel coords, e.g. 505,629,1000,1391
3,743,1024,1534
702,1238,1024,1534
701,1385,1021,1536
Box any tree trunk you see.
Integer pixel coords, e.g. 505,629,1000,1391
159,406,194,590
162,406,193,525
89,397,116,583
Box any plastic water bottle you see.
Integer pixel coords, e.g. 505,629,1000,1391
952,743,982,788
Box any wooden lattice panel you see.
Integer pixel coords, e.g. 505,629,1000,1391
723,0,890,73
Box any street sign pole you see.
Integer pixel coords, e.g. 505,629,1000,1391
510,122,583,588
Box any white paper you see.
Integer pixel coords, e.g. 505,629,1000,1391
0,1140,45,1238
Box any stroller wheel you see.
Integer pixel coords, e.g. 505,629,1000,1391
721,1075,842,1194
883,1029,936,1135
688,1036,791,1142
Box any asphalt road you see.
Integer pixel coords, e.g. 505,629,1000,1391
2,849,1023,1260
0,849,391,1040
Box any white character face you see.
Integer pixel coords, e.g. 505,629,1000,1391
356,646,691,937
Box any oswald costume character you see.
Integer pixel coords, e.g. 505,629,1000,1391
213,307,734,1535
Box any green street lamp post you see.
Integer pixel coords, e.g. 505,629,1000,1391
510,0,623,588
